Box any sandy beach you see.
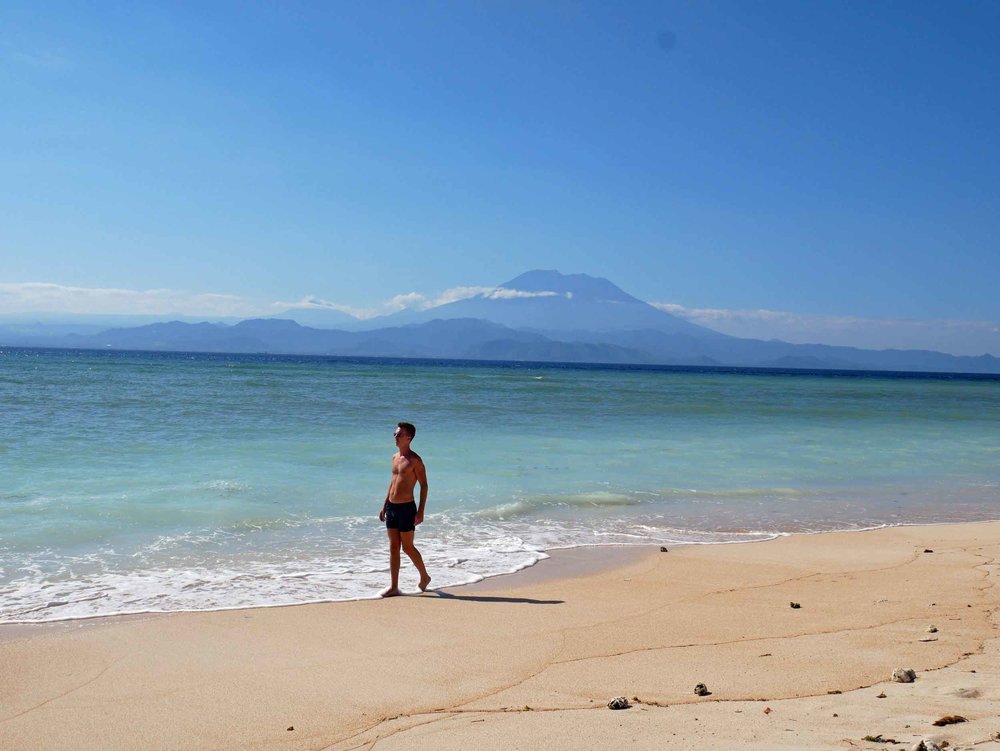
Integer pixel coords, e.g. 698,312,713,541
3,521,1000,750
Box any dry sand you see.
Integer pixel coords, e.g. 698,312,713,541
3,522,1000,750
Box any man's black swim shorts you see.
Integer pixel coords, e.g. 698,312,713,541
385,501,417,533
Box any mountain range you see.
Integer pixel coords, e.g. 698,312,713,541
3,271,998,374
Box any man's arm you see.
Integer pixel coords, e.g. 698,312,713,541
414,457,428,525
379,459,393,521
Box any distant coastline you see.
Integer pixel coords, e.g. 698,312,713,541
4,272,998,374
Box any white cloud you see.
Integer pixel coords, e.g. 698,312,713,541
653,302,1000,356
431,286,497,306
292,285,567,319
269,286,496,320
279,296,346,311
0,282,262,317
0,282,566,321
272,295,377,319
485,288,567,300
652,303,796,323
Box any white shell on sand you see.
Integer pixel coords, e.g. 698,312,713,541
892,667,917,683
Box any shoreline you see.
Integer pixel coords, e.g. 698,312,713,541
4,520,1000,750
0,543,656,640
4,515,1000,634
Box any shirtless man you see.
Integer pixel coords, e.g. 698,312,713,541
378,421,431,597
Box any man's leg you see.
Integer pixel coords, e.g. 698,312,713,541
381,528,403,597
400,531,431,591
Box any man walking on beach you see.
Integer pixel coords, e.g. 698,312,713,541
378,422,431,597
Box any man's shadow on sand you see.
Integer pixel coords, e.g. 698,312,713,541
425,590,563,605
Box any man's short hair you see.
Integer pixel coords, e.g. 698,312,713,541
397,421,416,439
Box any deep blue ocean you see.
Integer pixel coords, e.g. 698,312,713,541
2,347,998,622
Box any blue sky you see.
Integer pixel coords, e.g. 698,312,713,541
2,1,998,352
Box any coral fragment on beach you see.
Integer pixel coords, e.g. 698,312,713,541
607,696,631,710
892,668,917,683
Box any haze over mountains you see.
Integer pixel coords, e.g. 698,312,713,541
2,271,998,374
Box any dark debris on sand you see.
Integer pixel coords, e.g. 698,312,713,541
932,715,967,726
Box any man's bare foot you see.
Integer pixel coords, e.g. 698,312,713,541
418,574,432,592
379,586,402,598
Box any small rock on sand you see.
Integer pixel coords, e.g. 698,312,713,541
608,696,631,710
911,741,942,751
926,625,938,633
659,546,668,552
694,683,710,696
892,668,917,683
789,601,801,609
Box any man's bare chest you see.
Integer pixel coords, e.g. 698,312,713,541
393,458,415,478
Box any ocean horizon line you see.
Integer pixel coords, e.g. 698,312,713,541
4,344,999,381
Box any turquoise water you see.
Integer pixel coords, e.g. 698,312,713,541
2,347,998,622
